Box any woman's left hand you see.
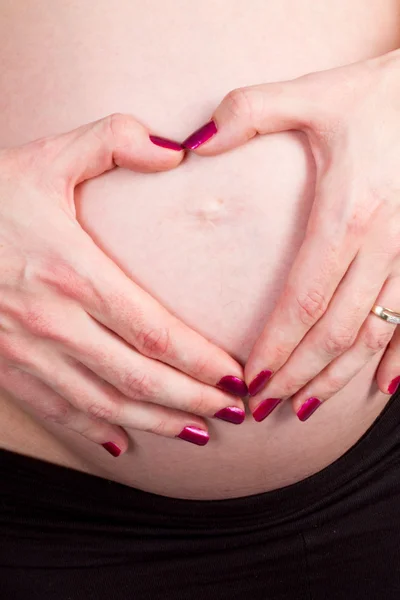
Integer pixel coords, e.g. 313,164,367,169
183,49,400,421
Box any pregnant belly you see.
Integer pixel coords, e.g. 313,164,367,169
0,0,399,499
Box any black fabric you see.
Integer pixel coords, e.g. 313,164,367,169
2,388,400,599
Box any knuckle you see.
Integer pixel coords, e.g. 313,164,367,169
86,400,116,422
362,324,393,353
135,326,173,361
323,371,346,394
295,287,328,326
271,340,291,364
224,87,255,121
149,419,169,437
121,370,154,400
78,422,101,439
189,355,210,380
189,389,209,415
345,206,369,238
41,403,70,424
106,112,131,141
22,307,60,340
38,259,92,304
280,374,307,397
322,326,357,356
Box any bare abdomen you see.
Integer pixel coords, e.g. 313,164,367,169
0,0,398,498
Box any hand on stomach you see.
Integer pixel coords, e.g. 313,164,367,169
0,0,398,498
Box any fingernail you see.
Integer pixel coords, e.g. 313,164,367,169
182,120,217,150
102,442,122,457
253,398,282,422
149,135,183,151
388,376,400,395
248,369,273,396
214,406,246,425
176,426,209,446
217,376,248,397
297,397,322,422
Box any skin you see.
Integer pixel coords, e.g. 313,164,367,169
193,50,400,419
0,1,400,498
0,115,246,453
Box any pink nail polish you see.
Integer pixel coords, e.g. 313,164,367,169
182,120,217,150
252,398,282,422
388,376,400,395
214,406,246,425
248,370,273,397
102,442,122,457
176,426,209,446
217,376,248,397
297,397,322,422
149,135,183,151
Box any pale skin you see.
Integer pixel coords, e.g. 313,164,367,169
2,49,400,453
0,114,247,454
193,49,400,420
0,2,399,500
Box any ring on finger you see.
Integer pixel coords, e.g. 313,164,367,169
371,304,400,325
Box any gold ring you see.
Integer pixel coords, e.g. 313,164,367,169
371,304,400,325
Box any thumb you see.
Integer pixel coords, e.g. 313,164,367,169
40,113,184,186
183,78,314,156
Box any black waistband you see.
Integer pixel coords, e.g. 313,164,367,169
2,387,400,533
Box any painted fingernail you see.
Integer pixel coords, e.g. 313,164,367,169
102,442,122,457
214,406,246,425
388,376,400,395
217,376,248,397
248,369,273,396
297,397,322,422
177,426,209,446
149,135,183,151
182,120,217,150
252,398,282,422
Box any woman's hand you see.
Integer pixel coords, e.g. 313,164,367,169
0,114,247,456
183,49,400,422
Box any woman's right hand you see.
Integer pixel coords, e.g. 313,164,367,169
0,114,247,456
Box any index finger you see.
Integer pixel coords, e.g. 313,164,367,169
21,113,184,190
48,236,248,397
182,78,315,155
245,186,359,396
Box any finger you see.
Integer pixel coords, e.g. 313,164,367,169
245,201,357,397
286,273,399,420
43,236,247,397
374,293,400,397
182,77,315,154
0,360,129,456
248,212,396,419
288,297,397,422
15,113,247,394
24,113,184,189
53,306,246,424
25,349,228,444
244,180,394,399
